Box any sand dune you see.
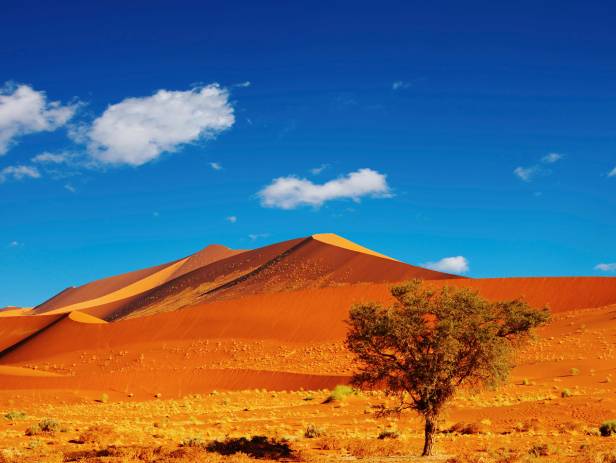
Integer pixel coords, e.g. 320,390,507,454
430,276,616,313
98,235,458,320
0,313,63,352
2,234,615,397
33,243,243,316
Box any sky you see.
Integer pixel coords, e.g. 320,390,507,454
1,0,615,307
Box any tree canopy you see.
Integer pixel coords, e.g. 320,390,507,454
345,280,550,456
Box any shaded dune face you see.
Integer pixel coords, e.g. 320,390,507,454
90,235,459,321
31,244,245,316
33,261,179,314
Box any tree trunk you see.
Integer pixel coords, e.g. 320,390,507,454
422,415,435,457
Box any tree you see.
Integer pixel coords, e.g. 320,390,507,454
345,280,549,456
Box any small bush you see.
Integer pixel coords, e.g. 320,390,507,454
75,424,115,445
561,388,572,398
98,393,109,403
3,411,26,421
570,368,580,376
323,385,354,403
206,436,295,460
600,420,616,437
314,436,341,450
25,418,59,436
180,436,206,448
528,444,550,457
449,422,482,435
522,378,530,385
346,440,402,458
304,423,324,438
377,429,399,439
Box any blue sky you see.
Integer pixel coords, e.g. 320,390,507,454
1,0,615,307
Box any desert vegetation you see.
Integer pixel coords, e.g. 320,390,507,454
345,280,549,455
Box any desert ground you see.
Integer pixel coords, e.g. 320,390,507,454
1,234,616,462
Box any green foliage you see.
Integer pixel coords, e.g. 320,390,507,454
345,279,549,456
599,420,616,437
3,411,26,421
323,385,354,403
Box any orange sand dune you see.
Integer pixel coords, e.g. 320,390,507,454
33,260,179,313
0,307,32,317
430,276,616,313
0,368,346,397
5,276,614,366
1,276,615,396
103,235,458,320
0,365,63,377
168,244,246,280
0,313,63,352
34,243,244,315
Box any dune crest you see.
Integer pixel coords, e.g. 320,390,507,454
312,233,399,261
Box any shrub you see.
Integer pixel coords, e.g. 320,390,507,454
206,436,295,460
98,393,109,403
25,418,59,436
304,423,324,438
75,424,115,445
180,436,206,448
314,436,341,450
528,444,550,457
570,368,580,376
449,422,482,435
599,420,616,437
522,378,530,385
323,385,354,403
377,429,400,439
561,388,572,398
3,411,26,421
346,440,402,458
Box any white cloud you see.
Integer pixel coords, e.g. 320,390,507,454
513,166,539,182
0,83,77,155
32,151,74,164
8,240,21,248
423,256,469,274
233,81,251,88
310,164,329,175
0,165,41,183
514,153,564,182
87,85,234,166
226,215,237,223
209,161,222,171
608,167,616,177
64,183,76,193
595,263,616,272
392,81,411,90
258,168,391,209
542,152,563,164
248,233,269,241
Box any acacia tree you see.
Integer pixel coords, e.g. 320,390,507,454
345,280,549,456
